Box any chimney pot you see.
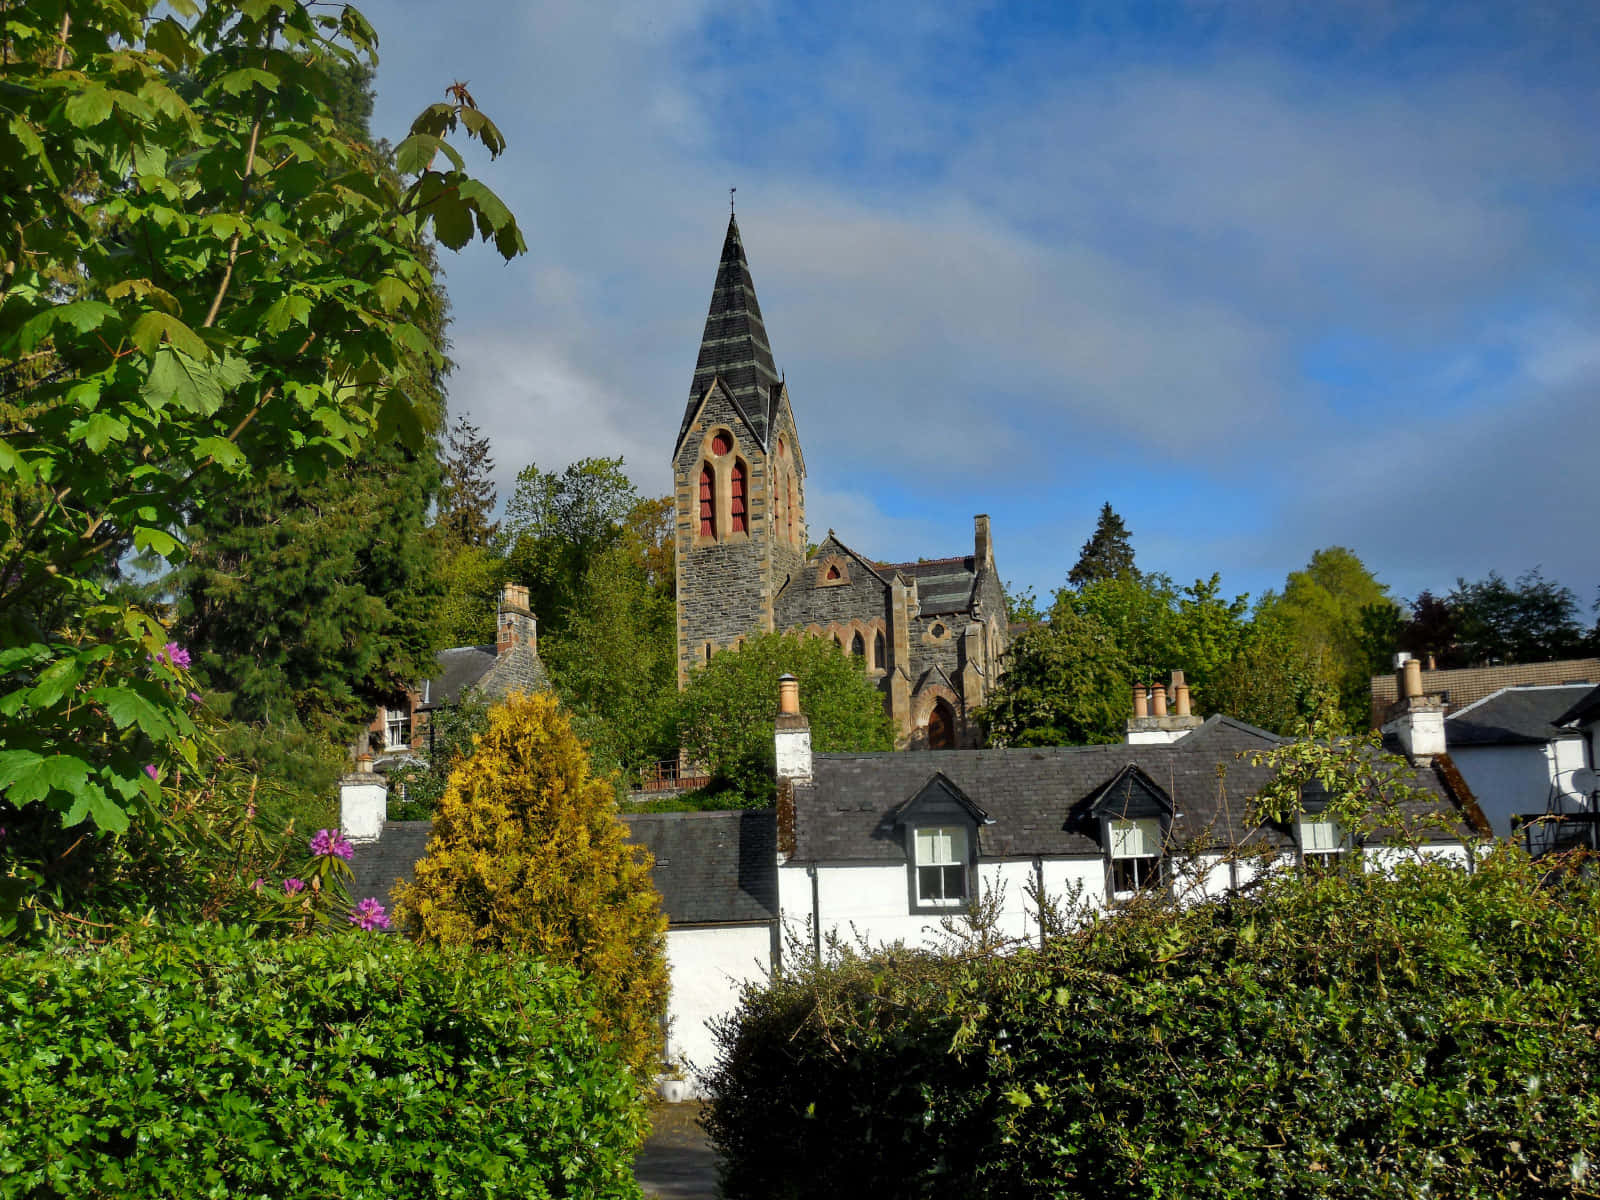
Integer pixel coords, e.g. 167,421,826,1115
1151,684,1168,717
1402,657,1423,700
1175,684,1191,717
1132,684,1148,719
778,673,799,716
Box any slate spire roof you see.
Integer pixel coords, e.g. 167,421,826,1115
678,214,783,451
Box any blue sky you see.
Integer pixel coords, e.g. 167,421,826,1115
356,0,1600,613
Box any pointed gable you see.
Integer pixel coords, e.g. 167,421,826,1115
677,215,783,455
1085,763,1173,822
890,772,992,827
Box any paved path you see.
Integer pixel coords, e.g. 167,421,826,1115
635,1101,719,1199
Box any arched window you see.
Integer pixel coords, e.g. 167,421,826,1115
928,699,956,750
787,472,798,545
711,431,732,456
833,634,843,650
851,632,865,658
698,464,716,539
826,564,841,581
874,631,886,669
729,459,748,534
704,642,713,664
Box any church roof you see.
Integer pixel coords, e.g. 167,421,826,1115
886,556,980,614
678,214,783,452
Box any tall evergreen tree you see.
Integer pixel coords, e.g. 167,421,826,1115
1068,503,1137,587
436,413,499,548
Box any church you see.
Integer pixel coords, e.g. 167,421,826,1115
672,215,1009,749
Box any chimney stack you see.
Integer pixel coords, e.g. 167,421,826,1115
774,674,812,783
497,582,537,658
1126,668,1204,745
1381,658,1446,765
340,763,388,843
973,513,994,569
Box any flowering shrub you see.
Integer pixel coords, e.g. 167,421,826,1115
348,896,390,931
309,827,354,861
0,926,646,1198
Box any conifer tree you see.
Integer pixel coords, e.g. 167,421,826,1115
396,692,669,1080
436,413,500,548
1068,503,1137,586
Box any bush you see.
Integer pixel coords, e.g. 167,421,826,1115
0,924,646,1198
704,850,1600,1199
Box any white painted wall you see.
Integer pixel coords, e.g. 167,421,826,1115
1452,744,1559,835
339,775,386,843
662,924,773,1095
1040,857,1111,918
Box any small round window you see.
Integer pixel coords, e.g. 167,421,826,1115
711,432,732,456
931,622,946,638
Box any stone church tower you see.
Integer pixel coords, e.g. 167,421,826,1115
673,215,1009,748
672,215,808,687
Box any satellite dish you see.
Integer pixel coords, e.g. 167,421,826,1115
1571,768,1600,796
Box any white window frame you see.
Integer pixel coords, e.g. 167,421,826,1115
912,824,969,909
1296,814,1346,872
383,706,411,752
1108,817,1161,899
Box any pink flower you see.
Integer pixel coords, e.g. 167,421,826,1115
283,878,305,895
309,828,353,861
143,764,159,781
188,691,202,704
250,877,264,891
349,897,391,931
163,642,191,669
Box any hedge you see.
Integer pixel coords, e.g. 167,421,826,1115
0,925,646,1198
704,850,1600,1199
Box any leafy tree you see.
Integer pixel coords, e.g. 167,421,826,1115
677,632,895,805
436,412,499,548
975,609,1130,747
1067,502,1136,586
544,539,677,780
1274,547,1396,729
395,692,669,1080
1205,600,1325,736
503,456,640,637
1397,588,1457,665
385,692,490,820
1446,568,1590,666
431,542,506,648
0,0,523,850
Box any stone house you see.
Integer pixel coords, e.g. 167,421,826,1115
672,215,1008,749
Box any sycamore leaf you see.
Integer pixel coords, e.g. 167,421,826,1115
0,750,45,796
130,310,209,359
394,133,462,175
190,435,247,471
62,776,129,833
431,192,474,250
141,347,227,415
133,525,180,558
0,437,34,484
218,67,280,95
263,293,312,334
27,657,83,709
69,411,129,454
88,684,177,739
64,87,114,128
371,276,418,312
374,386,426,452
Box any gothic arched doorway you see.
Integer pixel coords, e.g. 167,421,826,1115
927,699,956,750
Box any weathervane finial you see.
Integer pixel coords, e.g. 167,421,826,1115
730,186,736,217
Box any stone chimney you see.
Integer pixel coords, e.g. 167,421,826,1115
1126,671,1205,745
1381,655,1446,765
497,582,537,658
974,514,994,569
340,753,388,843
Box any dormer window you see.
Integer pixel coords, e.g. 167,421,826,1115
1108,817,1161,898
913,825,969,908
1297,815,1347,873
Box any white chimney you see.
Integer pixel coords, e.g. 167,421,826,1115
775,674,812,783
340,755,388,843
1380,660,1446,765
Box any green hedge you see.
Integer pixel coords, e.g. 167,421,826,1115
0,925,646,1198
704,851,1600,1199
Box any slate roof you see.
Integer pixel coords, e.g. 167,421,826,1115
1446,685,1593,746
884,556,979,615
623,810,779,926
344,811,778,929
349,820,433,908
678,214,783,452
1556,683,1600,729
420,645,496,710
790,715,1472,863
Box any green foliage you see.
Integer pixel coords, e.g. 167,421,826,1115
0,0,524,843
1067,501,1136,586
396,692,670,1081
1444,567,1592,666
432,541,507,647
1274,547,1397,729
705,850,1600,1199
676,632,895,804
0,925,646,1198
974,609,1130,746
1205,599,1327,736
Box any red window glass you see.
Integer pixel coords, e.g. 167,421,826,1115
711,432,732,456
730,460,747,533
826,564,840,580
699,464,716,538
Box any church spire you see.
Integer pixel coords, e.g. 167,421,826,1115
678,213,783,451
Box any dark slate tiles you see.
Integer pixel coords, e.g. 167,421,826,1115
1448,685,1594,746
